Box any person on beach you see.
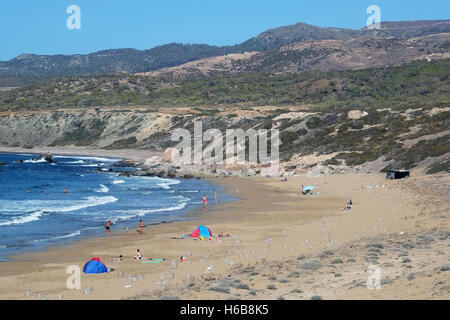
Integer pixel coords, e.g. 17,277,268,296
339,200,353,211
105,220,111,233
347,199,353,210
134,249,142,260
218,232,231,237
112,255,123,262
202,195,208,207
136,220,144,234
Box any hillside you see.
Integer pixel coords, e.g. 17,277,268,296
1,19,449,87
0,59,448,175
1,58,448,111
144,33,450,79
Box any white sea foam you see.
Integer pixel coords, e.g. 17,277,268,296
0,196,118,217
109,202,188,223
95,184,110,193
0,211,44,226
31,230,82,243
112,180,125,185
23,158,47,164
157,179,180,190
64,160,86,164
53,155,121,162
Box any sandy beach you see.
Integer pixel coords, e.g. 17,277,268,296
0,165,448,300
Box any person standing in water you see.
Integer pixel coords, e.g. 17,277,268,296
202,194,208,208
105,220,111,233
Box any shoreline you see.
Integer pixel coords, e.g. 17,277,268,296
0,146,160,163
2,176,239,266
0,149,236,264
0,149,447,299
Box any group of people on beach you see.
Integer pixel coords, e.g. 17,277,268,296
298,183,352,211
105,219,145,234
105,193,212,235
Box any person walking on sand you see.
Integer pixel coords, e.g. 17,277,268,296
136,219,144,234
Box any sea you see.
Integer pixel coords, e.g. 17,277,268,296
0,153,233,261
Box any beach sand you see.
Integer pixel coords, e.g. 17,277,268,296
0,171,448,300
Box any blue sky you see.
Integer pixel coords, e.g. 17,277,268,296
0,0,448,61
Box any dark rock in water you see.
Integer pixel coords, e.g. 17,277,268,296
144,171,156,177
0,161,7,166
38,152,56,163
183,174,194,179
167,167,177,178
158,169,166,176
113,160,138,168
119,171,131,177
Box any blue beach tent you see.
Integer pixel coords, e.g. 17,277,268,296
83,258,109,274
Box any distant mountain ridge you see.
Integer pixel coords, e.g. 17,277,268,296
1,19,449,86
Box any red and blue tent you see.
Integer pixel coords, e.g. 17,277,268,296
83,257,108,274
190,225,212,238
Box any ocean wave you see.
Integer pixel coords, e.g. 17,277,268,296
157,179,180,190
23,158,47,164
64,160,86,164
0,196,118,216
30,230,82,243
0,211,44,226
108,202,188,223
169,195,191,202
54,155,121,162
95,184,110,193
112,180,125,185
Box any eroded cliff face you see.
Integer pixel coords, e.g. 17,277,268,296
0,106,448,176
0,109,175,150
